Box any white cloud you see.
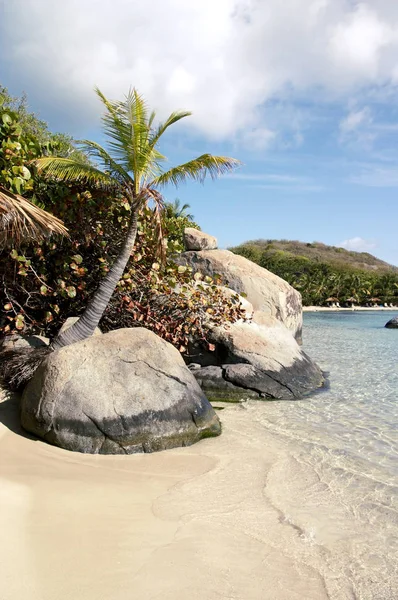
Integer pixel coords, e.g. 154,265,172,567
240,128,276,150
228,172,323,191
3,1,398,138
340,107,372,133
339,237,377,252
350,166,398,187
229,173,302,182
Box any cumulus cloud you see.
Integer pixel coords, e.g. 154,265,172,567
2,1,398,138
339,237,377,252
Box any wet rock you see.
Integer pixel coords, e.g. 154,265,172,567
187,315,324,400
385,316,398,329
193,365,259,401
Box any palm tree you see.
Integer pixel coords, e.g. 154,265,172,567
34,88,240,352
0,185,68,248
165,198,194,220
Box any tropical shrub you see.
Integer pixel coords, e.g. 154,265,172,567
1,200,245,350
0,86,244,370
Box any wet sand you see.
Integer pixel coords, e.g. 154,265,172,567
0,390,334,600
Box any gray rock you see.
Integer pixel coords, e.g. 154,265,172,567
21,328,221,454
188,315,324,400
2,334,49,350
176,249,302,342
184,228,218,251
60,316,102,336
193,365,259,401
187,363,202,371
385,316,398,329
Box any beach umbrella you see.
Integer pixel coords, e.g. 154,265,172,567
326,297,339,302
370,297,381,302
0,186,68,248
346,297,358,303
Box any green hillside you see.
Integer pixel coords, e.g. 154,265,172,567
230,240,398,306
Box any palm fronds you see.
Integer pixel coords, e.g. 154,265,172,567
34,157,119,191
77,140,132,187
0,186,68,248
152,154,241,188
165,198,194,220
149,110,192,149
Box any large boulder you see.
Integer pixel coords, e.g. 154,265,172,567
176,248,302,342
21,328,221,454
184,228,217,251
385,316,398,329
189,313,324,400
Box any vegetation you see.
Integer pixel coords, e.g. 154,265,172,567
165,198,195,221
164,199,200,246
230,239,398,306
0,86,243,388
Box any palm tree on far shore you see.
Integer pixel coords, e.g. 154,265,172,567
34,88,239,354
165,198,195,221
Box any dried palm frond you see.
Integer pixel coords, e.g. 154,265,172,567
0,186,68,248
0,343,52,390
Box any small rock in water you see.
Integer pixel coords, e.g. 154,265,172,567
385,316,398,329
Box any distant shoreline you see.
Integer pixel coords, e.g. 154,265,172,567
303,306,398,312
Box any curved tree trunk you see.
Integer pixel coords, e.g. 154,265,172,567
50,211,138,351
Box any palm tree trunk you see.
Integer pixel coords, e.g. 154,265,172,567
50,211,138,351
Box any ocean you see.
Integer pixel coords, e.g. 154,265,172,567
252,311,398,599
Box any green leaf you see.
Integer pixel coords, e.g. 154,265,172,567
21,166,31,180
13,177,23,194
2,113,12,126
66,286,76,298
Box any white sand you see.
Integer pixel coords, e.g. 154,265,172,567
1,391,370,600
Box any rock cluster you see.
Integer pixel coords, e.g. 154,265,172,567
17,228,324,455
187,312,324,401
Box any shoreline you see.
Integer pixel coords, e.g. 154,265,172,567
0,393,333,599
303,305,398,312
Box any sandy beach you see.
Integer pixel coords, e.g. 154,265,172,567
0,389,355,600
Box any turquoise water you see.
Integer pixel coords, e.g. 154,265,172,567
252,311,398,599
303,311,398,481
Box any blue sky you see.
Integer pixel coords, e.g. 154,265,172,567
1,0,398,265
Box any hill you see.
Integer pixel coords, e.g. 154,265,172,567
229,239,398,306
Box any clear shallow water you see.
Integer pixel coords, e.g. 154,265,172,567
251,311,398,599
